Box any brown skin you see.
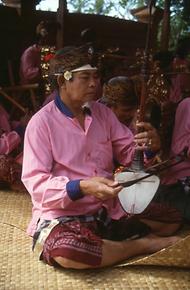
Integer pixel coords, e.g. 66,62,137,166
135,121,161,152
54,69,181,269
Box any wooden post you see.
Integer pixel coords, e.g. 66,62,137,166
160,0,171,51
20,0,36,17
57,0,68,49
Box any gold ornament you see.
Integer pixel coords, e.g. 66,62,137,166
40,45,56,95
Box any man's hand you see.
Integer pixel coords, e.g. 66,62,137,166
80,177,123,200
134,122,161,152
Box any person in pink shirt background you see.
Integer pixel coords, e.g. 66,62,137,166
19,21,59,110
22,45,182,270
170,37,190,103
19,21,58,86
0,103,30,191
162,97,190,185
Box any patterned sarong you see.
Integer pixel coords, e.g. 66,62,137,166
33,209,150,267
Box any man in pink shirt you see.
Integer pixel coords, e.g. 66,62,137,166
22,46,181,269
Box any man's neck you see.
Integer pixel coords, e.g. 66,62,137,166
60,95,86,117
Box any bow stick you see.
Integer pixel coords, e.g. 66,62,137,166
119,151,187,188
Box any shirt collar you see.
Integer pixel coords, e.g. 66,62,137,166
54,94,91,118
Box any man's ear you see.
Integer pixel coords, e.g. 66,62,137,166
57,75,65,88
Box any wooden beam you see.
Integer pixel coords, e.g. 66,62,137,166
20,0,36,16
57,0,68,49
160,0,171,51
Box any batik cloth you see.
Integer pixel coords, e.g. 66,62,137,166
33,208,151,267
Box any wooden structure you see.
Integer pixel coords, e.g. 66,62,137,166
0,0,155,87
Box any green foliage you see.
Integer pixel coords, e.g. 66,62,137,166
67,0,137,17
66,0,190,48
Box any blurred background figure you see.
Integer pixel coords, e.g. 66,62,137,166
170,37,190,103
0,101,31,192
19,20,59,106
100,76,139,132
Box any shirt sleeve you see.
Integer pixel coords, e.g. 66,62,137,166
0,131,21,154
21,114,79,211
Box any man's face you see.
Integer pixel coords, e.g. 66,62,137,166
112,104,137,126
65,70,101,105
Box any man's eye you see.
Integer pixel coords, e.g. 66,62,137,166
79,76,89,80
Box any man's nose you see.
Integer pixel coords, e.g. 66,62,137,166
89,77,98,86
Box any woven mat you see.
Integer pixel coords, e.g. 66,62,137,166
0,190,31,231
1,190,190,289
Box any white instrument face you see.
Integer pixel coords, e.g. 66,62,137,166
115,171,160,214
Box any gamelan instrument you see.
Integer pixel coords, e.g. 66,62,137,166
115,152,186,214
114,0,165,214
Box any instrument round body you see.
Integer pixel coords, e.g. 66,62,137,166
115,171,160,214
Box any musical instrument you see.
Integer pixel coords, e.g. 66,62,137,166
116,171,159,214
115,0,161,214
115,152,186,214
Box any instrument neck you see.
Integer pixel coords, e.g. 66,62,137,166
130,149,144,172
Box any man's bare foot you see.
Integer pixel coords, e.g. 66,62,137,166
142,234,181,254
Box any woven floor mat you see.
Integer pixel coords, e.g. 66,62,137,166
0,224,190,290
0,189,31,231
1,189,190,289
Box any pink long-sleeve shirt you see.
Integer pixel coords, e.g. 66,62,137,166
22,97,135,236
0,105,21,154
162,97,190,184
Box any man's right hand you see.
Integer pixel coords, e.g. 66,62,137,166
80,177,123,200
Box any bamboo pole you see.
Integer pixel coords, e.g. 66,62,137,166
0,88,27,113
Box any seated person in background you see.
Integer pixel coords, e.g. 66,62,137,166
19,21,59,108
100,76,139,131
0,103,30,191
100,76,160,166
140,97,190,224
22,45,181,270
170,37,190,103
20,21,58,85
162,97,190,185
